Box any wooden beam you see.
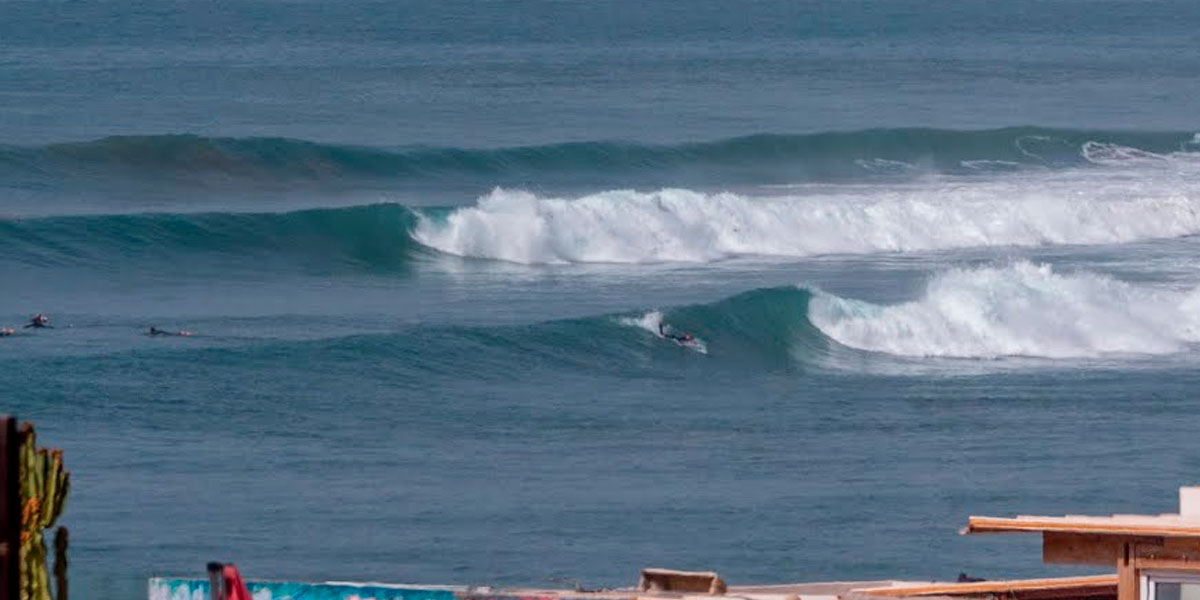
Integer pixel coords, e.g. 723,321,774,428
968,517,1200,538
1044,533,1162,566
0,417,18,600
1117,543,1138,600
857,575,1118,597
1133,538,1200,563
1133,557,1200,571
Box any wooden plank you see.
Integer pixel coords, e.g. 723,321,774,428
1133,538,1200,562
968,517,1200,538
1044,533,1161,566
1117,543,1138,600
208,562,226,600
1132,557,1200,571
857,575,1118,597
0,417,18,600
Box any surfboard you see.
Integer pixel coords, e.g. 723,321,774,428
675,337,708,354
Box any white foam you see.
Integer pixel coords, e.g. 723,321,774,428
854,158,915,173
618,310,664,335
959,159,1022,171
413,161,1200,263
1080,141,1169,165
808,262,1200,358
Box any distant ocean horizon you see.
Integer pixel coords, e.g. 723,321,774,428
4,1,1200,598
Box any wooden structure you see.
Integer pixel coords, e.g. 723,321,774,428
1,416,18,600
639,569,728,595
965,487,1200,600
164,488,1200,600
856,575,1117,600
207,562,226,600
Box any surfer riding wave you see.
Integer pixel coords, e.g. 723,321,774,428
659,322,695,344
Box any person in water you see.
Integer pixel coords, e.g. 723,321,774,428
0,327,13,337
147,326,192,337
24,313,50,329
658,322,694,343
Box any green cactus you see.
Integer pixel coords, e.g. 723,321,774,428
18,423,70,600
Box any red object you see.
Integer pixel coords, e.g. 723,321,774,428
223,564,253,600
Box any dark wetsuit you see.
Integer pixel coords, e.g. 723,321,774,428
148,326,191,337
24,314,50,329
659,323,692,343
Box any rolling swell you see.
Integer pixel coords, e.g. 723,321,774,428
2,127,1196,184
0,203,422,270
14,270,1194,378
20,286,829,376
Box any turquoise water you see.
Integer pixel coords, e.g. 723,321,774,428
4,1,1200,598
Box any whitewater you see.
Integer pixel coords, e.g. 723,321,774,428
808,262,1200,359
413,159,1200,263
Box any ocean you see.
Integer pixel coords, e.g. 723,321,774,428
4,1,1200,597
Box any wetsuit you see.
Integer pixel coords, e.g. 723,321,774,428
659,323,691,342
24,315,50,329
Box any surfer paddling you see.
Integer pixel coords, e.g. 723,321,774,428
147,326,192,337
24,313,51,329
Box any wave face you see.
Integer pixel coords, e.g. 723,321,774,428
809,262,1200,359
181,267,1200,372
1,128,1196,183
412,172,1200,263
0,204,419,270
205,286,825,374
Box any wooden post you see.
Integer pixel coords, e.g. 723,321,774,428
1118,542,1139,600
0,416,18,600
53,527,68,600
207,562,225,600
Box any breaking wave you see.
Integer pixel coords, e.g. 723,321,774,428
412,178,1200,263
809,262,1200,358
612,264,1200,364
11,164,1200,271
13,265,1198,369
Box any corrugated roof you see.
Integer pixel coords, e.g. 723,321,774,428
966,515,1200,537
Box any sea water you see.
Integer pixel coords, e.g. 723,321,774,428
4,1,1200,598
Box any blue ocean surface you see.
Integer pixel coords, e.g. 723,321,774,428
4,1,1200,598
